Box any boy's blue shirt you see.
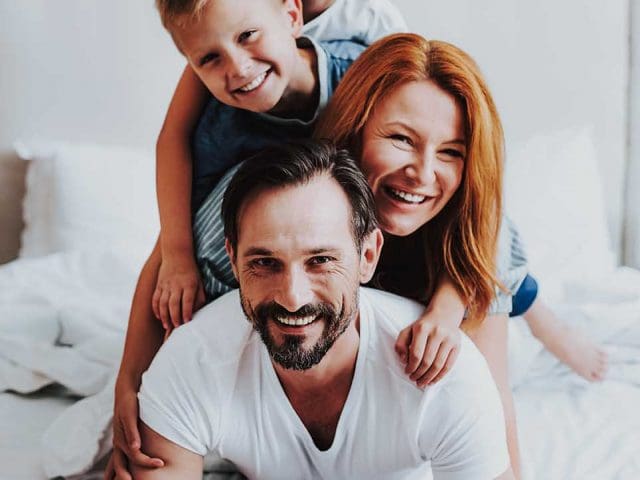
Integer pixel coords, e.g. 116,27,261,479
190,37,365,208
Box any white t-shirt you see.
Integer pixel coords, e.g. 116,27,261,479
139,288,510,480
301,0,408,45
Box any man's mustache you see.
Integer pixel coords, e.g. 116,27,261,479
255,301,337,322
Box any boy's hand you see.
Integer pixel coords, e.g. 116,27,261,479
104,388,165,480
152,255,206,329
395,311,461,388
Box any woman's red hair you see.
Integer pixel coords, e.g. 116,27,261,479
315,33,504,330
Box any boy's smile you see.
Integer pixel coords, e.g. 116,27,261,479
170,0,315,117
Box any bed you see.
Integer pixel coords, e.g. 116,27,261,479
1,131,638,480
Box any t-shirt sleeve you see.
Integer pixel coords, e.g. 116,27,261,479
361,0,409,44
489,216,529,315
422,340,510,479
138,326,219,456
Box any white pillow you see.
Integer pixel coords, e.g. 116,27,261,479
14,141,159,266
504,128,615,301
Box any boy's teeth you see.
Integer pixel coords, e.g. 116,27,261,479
276,315,316,326
389,187,426,204
239,71,268,92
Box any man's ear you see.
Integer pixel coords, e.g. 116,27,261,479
283,0,304,38
224,238,240,281
359,228,384,284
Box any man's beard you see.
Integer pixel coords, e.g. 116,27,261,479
240,290,358,371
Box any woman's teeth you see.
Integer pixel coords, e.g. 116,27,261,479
239,71,268,92
388,187,426,204
276,315,316,327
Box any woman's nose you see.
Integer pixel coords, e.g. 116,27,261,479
404,150,437,185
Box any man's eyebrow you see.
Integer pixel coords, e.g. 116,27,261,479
243,247,274,257
305,247,341,255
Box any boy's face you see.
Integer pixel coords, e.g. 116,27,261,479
171,0,303,113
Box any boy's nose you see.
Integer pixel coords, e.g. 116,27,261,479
226,52,251,79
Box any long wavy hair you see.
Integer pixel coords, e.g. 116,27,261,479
315,33,504,329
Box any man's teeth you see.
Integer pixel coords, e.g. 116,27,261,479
389,187,426,204
239,71,268,92
276,315,316,327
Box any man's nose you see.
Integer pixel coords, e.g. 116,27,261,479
274,266,314,314
404,149,437,185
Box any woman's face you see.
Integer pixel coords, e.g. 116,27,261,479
360,80,466,237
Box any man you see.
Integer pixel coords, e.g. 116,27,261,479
134,140,512,479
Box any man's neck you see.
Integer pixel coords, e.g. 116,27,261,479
268,41,319,121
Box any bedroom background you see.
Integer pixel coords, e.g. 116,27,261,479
0,1,639,479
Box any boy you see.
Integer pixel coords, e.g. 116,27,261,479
105,1,406,478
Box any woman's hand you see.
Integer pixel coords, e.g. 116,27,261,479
104,387,165,479
395,310,462,387
152,253,206,329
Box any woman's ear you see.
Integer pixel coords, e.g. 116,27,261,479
224,238,240,281
359,228,384,283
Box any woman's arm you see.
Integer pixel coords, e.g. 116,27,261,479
395,273,466,386
153,65,209,326
467,313,521,480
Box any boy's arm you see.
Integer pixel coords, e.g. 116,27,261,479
109,236,167,478
154,65,209,326
395,273,466,387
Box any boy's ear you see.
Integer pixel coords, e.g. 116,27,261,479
283,0,304,37
224,238,240,281
358,228,384,284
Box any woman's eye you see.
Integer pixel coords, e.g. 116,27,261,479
441,148,464,159
239,30,257,42
389,134,413,146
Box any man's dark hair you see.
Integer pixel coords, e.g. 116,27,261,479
222,139,378,252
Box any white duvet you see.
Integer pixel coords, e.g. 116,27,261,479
1,251,639,479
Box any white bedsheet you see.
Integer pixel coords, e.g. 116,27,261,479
1,252,639,479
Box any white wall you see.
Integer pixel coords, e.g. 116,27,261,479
396,0,629,260
0,0,631,263
626,1,640,268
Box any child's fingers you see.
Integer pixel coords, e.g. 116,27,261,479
395,326,412,364
405,325,429,375
168,290,183,328
182,288,195,323
158,288,171,329
151,287,162,323
103,454,115,480
195,284,206,310
111,448,133,480
427,346,459,385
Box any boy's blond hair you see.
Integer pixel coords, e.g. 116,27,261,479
155,0,210,29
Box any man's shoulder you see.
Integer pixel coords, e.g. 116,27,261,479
165,290,254,367
360,286,425,332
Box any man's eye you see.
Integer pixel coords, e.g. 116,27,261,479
199,53,218,67
309,256,333,266
252,258,277,268
238,30,257,42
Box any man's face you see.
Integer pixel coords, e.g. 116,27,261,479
170,0,303,114
227,174,380,370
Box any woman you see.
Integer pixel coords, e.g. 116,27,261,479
315,32,521,476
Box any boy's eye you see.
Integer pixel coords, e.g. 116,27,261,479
238,30,257,43
199,52,219,67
